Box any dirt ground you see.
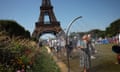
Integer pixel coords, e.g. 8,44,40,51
46,46,69,72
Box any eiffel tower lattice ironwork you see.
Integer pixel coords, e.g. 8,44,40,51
32,0,63,40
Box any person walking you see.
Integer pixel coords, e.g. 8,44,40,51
118,32,120,45
60,37,66,56
88,34,96,59
77,35,91,72
72,36,78,49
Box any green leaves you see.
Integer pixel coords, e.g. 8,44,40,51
20,55,30,65
0,20,30,38
106,19,120,37
32,47,60,72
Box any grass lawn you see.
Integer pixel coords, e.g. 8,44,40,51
61,44,120,72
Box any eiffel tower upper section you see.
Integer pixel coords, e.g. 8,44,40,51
38,0,58,23
32,0,63,40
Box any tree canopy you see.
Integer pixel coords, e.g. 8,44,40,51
0,20,30,38
106,19,120,37
69,18,120,38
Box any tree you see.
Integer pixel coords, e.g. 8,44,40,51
106,19,120,37
88,29,105,38
0,20,30,38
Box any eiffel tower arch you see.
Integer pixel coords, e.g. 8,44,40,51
32,0,64,40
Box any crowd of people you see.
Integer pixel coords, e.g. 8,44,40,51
38,32,120,72
42,33,97,72
97,34,120,44
47,37,66,58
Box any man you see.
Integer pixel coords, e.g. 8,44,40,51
72,36,78,49
118,33,120,45
88,34,96,59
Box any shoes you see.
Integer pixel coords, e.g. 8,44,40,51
91,56,96,59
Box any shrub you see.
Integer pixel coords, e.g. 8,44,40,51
32,47,60,72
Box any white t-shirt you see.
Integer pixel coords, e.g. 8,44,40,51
119,33,120,43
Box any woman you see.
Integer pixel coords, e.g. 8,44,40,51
77,35,91,72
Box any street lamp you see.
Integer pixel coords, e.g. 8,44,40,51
65,16,82,72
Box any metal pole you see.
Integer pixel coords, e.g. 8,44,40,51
65,16,82,72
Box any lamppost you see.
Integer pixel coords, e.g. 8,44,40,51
65,16,82,72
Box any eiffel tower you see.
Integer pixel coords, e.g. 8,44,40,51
32,0,63,40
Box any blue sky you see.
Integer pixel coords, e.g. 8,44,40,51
0,0,120,36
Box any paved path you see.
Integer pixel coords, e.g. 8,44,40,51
46,46,68,72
